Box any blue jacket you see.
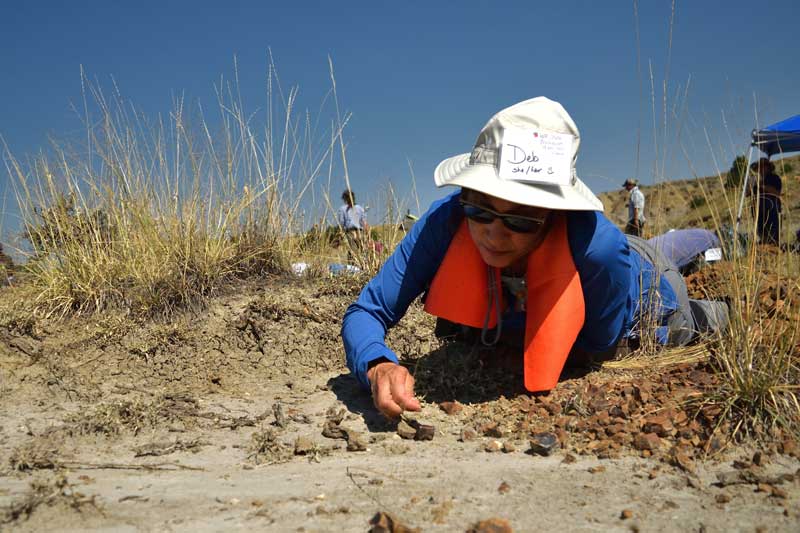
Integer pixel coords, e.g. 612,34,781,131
342,191,677,389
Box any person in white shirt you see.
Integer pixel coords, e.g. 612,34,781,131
623,178,646,236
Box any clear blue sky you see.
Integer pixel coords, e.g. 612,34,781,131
1,0,798,250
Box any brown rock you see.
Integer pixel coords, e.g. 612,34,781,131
439,401,464,415
779,438,797,456
554,429,568,447
620,509,633,520
643,415,673,437
562,453,577,464
480,422,504,438
498,481,511,494
770,486,788,499
502,441,516,453
484,440,503,453
608,405,626,419
588,466,606,474
541,401,562,416
466,517,513,533
673,451,696,473
605,423,626,436
460,427,478,442
633,432,661,451
369,511,421,533
715,493,731,504
414,423,435,441
635,384,651,403
756,483,772,493
400,417,436,441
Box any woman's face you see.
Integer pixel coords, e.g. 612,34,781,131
462,191,551,272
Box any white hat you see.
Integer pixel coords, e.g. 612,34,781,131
434,97,603,211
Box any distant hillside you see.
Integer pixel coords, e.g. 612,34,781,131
597,154,800,239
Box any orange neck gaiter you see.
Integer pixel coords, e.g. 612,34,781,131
424,214,585,392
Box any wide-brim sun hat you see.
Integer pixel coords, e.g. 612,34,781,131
434,96,603,211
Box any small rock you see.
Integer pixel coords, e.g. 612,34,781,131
715,494,731,504
502,441,516,453
770,486,788,499
633,432,661,451
484,440,503,453
498,481,511,494
322,420,346,440
397,420,417,440
779,438,797,456
294,436,314,455
588,466,606,474
414,423,435,441
672,451,696,473
272,402,287,428
562,453,577,464
460,427,478,442
756,483,772,493
369,511,420,533
345,430,368,452
706,436,725,454
439,401,464,415
480,422,504,438
620,509,633,520
466,517,513,533
399,417,435,441
752,451,766,467
642,415,673,437
529,432,558,456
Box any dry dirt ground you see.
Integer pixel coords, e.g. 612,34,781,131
1,273,798,532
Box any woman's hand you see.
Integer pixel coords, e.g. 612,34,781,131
366,361,421,418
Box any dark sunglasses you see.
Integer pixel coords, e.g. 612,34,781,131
459,200,546,233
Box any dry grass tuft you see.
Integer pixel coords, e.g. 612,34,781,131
62,394,199,436
1,474,99,526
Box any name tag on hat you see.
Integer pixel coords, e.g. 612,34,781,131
498,127,573,185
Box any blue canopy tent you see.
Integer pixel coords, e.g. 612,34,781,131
735,114,800,233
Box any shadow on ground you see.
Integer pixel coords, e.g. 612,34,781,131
327,340,599,431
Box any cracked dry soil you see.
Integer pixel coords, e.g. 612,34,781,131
1,272,798,532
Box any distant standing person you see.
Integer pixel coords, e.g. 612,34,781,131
338,189,368,233
623,178,646,236
338,189,369,255
751,158,782,245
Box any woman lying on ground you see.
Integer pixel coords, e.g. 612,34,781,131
341,97,729,419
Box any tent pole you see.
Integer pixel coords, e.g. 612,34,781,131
734,144,755,238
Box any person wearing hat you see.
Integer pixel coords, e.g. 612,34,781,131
341,97,728,419
623,178,645,236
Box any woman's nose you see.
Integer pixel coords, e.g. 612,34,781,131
485,218,510,239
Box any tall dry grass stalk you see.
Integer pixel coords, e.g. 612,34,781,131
688,162,799,439
3,59,355,317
